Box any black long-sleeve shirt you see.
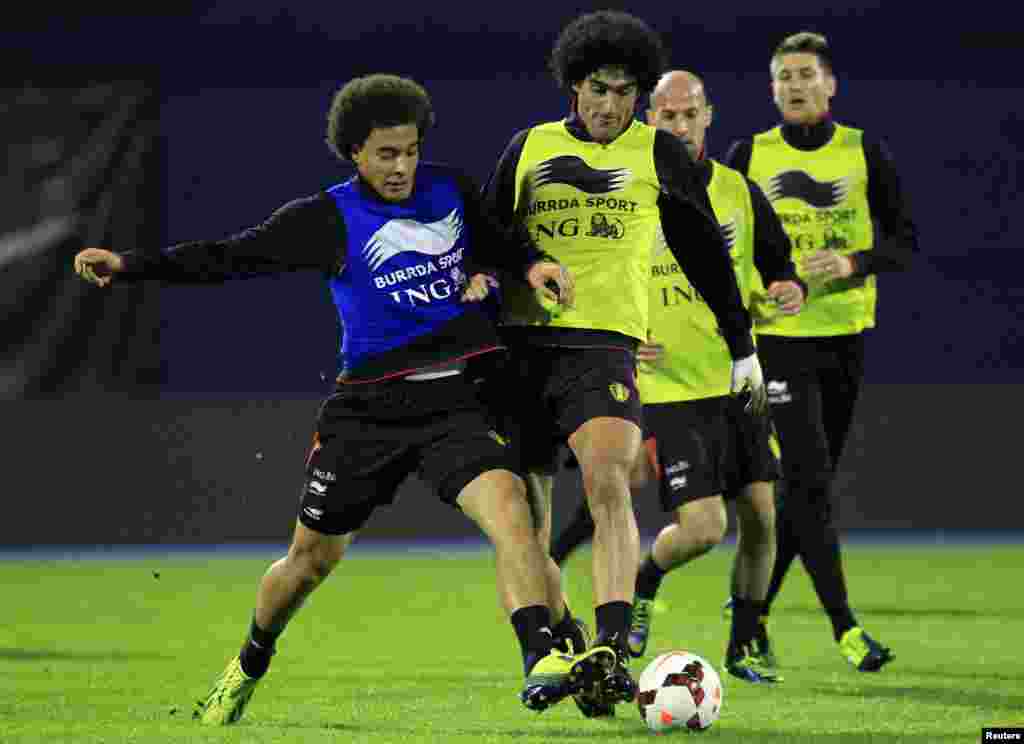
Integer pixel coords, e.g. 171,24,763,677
483,116,754,360
725,119,918,277
119,166,544,382
122,169,539,283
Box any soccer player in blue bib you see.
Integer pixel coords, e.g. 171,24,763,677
74,74,616,724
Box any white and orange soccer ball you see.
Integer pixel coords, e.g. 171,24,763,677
636,651,723,733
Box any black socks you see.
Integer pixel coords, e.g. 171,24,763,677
238,618,280,679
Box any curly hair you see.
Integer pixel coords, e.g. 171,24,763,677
549,11,668,94
772,31,833,75
325,74,435,162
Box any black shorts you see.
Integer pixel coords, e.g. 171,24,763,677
299,374,516,535
643,396,781,511
756,333,865,484
497,345,642,474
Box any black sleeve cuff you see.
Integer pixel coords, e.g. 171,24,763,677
724,330,756,360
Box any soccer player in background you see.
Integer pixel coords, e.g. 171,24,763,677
723,32,917,671
482,11,767,715
73,74,610,724
549,71,805,683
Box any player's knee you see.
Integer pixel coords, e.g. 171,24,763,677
500,493,537,540
481,472,539,544
581,456,633,508
678,500,727,553
288,540,344,585
738,484,776,539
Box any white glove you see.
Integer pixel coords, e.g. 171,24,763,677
730,353,768,415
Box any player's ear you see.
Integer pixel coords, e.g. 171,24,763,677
705,105,714,127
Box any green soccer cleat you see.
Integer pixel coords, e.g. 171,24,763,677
521,646,617,713
839,627,894,672
724,644,784,684
627,598,654,658
193,656,260,725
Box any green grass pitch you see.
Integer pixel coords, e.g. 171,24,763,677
2,543,1022,743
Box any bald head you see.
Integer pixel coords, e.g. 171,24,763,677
651,70,707,108
647,70,712,160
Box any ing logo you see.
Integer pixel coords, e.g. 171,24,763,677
586,212,625,239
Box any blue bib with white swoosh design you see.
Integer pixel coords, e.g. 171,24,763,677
327,164,475,372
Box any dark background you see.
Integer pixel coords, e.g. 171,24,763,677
2,2,1022,545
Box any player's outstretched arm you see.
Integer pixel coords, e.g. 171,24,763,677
74,195,343,287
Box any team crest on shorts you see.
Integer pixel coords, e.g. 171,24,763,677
609,382,631,403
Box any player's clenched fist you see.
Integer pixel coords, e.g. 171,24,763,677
74,248,124,288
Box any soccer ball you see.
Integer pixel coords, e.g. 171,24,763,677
636,651,723,733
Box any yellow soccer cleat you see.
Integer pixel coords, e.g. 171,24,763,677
521,646,618,712
839,627,894,672
193,656,260,725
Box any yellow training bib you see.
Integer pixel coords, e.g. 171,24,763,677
640,160,755,403
501,120,662,341
747,124,875,336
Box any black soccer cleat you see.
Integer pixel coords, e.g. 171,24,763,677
571,643,637,718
